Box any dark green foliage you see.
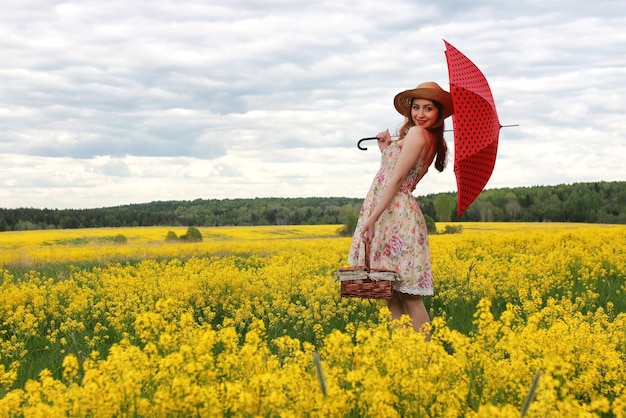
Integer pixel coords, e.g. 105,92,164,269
424,214,437,234
417,181,626,224
441,224,464,235
179,227,203,242
0,182,624,231
0,197,363,231
113,234,128,244
165,231,178,241
337,210,359,237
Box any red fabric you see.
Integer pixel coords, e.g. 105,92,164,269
444,40,501,217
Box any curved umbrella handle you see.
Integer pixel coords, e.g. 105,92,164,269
357,137,378,151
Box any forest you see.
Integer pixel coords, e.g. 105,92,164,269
1,181,624,232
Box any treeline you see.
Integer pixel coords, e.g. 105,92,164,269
424,180,626,224
0,197,362,231
1,181,624,231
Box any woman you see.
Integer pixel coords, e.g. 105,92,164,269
348,81,453,336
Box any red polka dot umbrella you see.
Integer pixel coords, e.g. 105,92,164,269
444,40,502,217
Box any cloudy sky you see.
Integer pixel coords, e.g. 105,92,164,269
1,0,624,209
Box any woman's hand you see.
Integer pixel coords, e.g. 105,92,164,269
360,216,376,244
377,129,391,152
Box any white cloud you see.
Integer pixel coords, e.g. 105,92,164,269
0,0,625,209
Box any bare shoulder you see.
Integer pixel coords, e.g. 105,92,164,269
403,126,437,164
404,126,431,147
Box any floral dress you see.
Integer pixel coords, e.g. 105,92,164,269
348,141,434,296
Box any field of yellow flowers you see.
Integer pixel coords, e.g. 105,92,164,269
1,223,625,417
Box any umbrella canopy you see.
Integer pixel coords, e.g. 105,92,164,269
444,39,502,217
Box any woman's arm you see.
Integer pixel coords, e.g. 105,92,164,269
377,129,392,153
361,126,429,243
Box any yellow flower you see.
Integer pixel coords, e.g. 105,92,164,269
0,223,625,416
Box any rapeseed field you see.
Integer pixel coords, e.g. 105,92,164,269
0,223,625,417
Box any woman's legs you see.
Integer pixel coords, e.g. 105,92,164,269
398,293,430,338
386,292,407,321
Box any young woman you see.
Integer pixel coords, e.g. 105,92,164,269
348,81,453,336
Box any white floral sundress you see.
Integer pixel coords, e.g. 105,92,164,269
348,141,434,296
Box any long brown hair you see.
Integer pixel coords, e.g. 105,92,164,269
397,99,448,172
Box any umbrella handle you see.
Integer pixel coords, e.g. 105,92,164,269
357,125,515,150
357,137,378,150
357,135,399,150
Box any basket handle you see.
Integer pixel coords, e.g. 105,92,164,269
364,241,371,273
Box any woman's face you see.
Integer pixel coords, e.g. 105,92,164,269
410,99,440,128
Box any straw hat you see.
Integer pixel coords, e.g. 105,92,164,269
393,81,454,120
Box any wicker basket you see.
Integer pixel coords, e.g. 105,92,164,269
335,243,398,300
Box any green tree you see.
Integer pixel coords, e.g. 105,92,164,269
503,192,522,220
337,211,359,237
424,214,437,234
434,194,455,222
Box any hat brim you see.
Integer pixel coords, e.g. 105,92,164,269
393,87,454,120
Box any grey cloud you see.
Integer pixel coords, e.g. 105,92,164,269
1,0,625,208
